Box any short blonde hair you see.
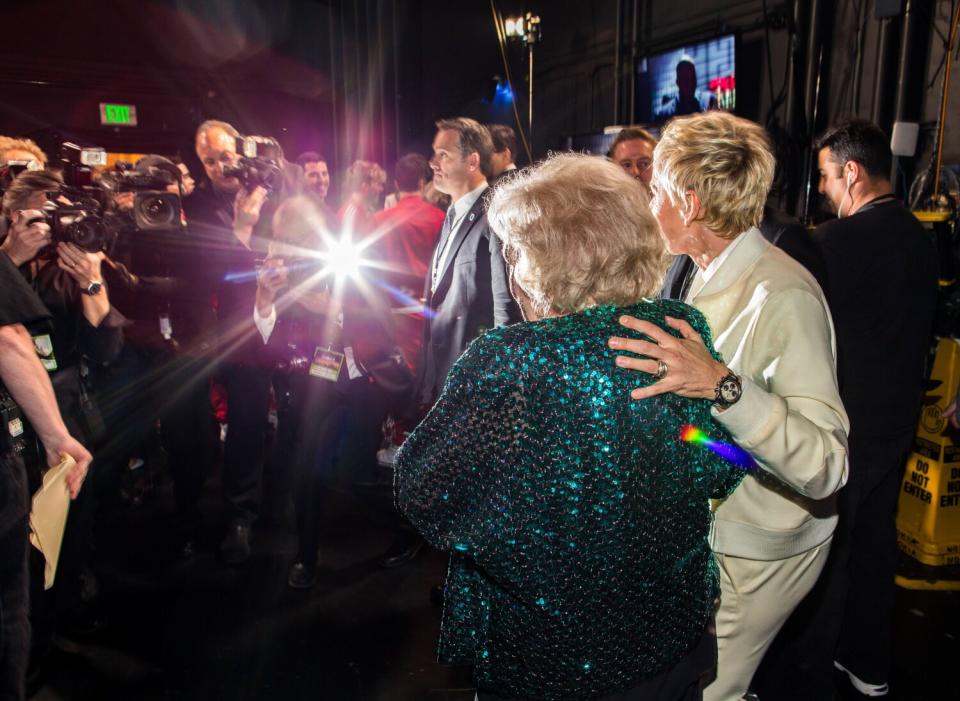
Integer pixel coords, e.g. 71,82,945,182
652,111,774,239
0,136,47,166
487,152,669,316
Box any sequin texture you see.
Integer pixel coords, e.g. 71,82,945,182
395,299,744,699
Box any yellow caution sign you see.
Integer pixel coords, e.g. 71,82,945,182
896,338,960,567
913,210,953,224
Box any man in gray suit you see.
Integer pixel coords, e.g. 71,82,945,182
382,117,519,568
414,117,519,411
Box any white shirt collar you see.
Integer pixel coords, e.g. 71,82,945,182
685,232,748,301
701,232,747,284
451,181,488,222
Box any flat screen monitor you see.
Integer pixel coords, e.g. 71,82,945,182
635,33,737,126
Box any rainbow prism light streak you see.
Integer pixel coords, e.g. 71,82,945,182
681,425,757,471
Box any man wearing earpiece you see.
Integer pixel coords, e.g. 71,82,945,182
758,119,938,699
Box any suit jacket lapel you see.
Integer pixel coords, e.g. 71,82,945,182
431,188,488,301
660,255,695,300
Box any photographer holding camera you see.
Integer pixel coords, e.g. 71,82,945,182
185,119,302,563
255,195,401,588
92,155,220,556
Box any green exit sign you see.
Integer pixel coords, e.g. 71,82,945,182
99,103,138,127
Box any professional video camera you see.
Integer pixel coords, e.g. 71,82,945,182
15,142,112,253
223,136,284,191
59,142,107,189
26,147,186,252
99,158,183,231
26,199,109,253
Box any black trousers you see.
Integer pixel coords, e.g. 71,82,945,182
221,363,271,526
26,465,98,672
28,376,98,635
834,429,911,683
0,452,30,701
278,373,387,568
94,346,216,525
754,427,914,698
160,354,218,524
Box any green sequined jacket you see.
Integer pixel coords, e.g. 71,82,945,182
396,299,745,700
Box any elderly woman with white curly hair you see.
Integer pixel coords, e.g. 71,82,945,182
396,152,752,701
609,111,850,700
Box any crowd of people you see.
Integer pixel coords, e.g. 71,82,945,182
0,108,940,701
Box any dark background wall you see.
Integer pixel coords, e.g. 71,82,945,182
1,0,958,214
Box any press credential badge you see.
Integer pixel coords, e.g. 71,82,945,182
32,334,57,372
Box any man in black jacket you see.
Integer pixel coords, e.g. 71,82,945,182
184,120,301,563
413,117,519,411
99,155,218,557
756,119,938,700
381,117,520,568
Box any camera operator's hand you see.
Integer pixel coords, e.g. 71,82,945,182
56,242,103,288
1,209,51,266
256,257,288,309
233,185,269,249
57,243,110,327
112,192,135,211
257,258,290,303
46,432,93,500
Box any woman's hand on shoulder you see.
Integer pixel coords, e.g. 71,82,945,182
608,314,728,401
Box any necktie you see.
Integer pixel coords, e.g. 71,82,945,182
431,206,457,291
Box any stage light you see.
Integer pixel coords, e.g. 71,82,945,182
499,11,542,147
504,12,541,45
504,16,525,38
493,77,514,105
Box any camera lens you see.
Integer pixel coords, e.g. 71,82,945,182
133,193,180,230
67,218,104,252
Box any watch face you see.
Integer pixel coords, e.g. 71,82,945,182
720,377,741,403
86,281,102,295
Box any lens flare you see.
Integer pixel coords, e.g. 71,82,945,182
324,237,363,279
681,424,756,470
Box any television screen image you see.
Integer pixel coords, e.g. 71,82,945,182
635,34,736,125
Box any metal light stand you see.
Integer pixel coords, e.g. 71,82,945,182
504,12,541,155
524,14,541,144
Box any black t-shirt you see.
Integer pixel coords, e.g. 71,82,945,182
0,252,50,458
0,252,49,531
813,200,939,436
183,181,267,364
0,251,50,329
104,224,218,355
25,263,123,372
